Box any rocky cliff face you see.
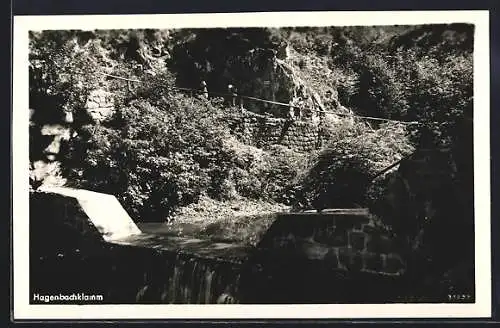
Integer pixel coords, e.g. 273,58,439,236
29,88,117,189
29,110,72,189
168,30,343,118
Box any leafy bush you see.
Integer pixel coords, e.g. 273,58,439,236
211,139,309,205
64,74,238,220
292,122,414,210
249,145,309,204
64,71,310,220
406,53,473,149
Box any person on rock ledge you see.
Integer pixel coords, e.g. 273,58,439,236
295,85,309,120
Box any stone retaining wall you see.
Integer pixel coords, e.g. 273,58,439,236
229,112,324,152
255,211,405,277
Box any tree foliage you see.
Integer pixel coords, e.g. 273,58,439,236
29,31,103,125
292,121,414,210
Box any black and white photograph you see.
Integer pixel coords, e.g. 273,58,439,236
13,11,491,319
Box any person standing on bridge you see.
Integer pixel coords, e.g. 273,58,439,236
235,86,244,111
199,80,209,99
227,84,244,111
226,84,236,106
287,99,295,120
303,94,314,120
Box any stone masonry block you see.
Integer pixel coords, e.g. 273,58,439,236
363,252,384,272
338,247,362,271
353,221,364,231
385,253,405,274
366,234,394,254
351,252,364,272
335,216,369,232
314,229,348,247
338,247,350,269
362,223,380,234
349,231,366,251
349,252,363,272
324,248,340,268
299,241,330,260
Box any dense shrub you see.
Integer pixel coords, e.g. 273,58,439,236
359,28,473,296
245,144,309,204
403,56,473,296
291,121,414,210
66,88,239,220
62,72,310,220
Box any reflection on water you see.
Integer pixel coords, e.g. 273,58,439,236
111,230,253,263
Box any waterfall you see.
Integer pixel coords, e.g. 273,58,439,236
99,243,245,304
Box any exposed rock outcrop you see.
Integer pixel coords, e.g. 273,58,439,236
169,32,344,119
85,88,116,123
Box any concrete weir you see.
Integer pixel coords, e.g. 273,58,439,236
34,186,142,242
30,187,407,304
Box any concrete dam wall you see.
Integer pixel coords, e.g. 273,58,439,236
30,187,407,304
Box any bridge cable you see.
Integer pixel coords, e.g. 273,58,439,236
97,71,419,125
